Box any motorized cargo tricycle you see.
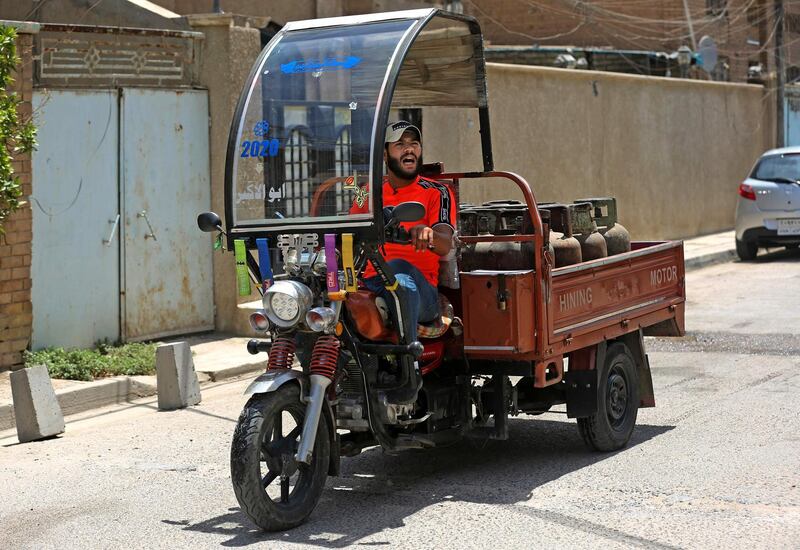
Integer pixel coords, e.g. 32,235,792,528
197,8,686,531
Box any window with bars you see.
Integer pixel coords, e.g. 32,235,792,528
334,125,353,214
283,127,313,217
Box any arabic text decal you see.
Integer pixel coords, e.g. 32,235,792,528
280,56,361,74
241,139,280,158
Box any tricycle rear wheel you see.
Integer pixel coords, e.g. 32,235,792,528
577,342,639,451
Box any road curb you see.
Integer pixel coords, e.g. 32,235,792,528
0,376,158,433
685,249,737,271
0,360,266,433
196,360,264,382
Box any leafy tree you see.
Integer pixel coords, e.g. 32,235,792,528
0,25,36,236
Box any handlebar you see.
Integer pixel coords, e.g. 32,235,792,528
385,224,412,245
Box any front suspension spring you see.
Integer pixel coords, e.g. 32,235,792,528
309,335,340,380
267,335,296,370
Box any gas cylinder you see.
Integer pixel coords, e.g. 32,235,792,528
458,208,479,237
468,215,496,270
576,197,631,255
570,202,608,261
539,208,556,267
546,204,582,267
497,208,531,235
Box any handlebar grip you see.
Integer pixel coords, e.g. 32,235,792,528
385,225,412,244
395,226,412,244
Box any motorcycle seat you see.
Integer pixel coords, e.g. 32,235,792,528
417,294,454,339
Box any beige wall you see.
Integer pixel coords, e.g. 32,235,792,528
423,63,773,240
189,14,264,336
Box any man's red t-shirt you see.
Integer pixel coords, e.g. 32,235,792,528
351,176,456,286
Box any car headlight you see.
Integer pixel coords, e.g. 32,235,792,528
262,280,313,328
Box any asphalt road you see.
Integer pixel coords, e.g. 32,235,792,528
2,250,799,549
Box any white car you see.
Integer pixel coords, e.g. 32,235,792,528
735,147,800,260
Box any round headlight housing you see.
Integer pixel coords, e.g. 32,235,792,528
262,280,313,328
305,306,337,332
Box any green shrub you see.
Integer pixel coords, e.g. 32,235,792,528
0,26,37,236
24,342,157,381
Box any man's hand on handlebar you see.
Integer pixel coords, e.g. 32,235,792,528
409,225,435,251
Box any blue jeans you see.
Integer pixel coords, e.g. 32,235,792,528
364,259,439,342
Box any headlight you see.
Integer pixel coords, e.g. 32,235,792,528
305,307,336,332
262,280,313,328
249,310,270,332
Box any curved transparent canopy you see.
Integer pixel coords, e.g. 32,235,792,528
227,9,489,236
231,19,416,229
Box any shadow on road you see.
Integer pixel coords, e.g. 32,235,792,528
163,418,674,547
748,246,800,263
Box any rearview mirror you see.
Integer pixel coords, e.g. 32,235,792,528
197,211,222,232
391,201,425,224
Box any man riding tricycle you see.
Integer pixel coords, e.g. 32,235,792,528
197,8,686,531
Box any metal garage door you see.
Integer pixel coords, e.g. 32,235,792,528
120,88,213,341
31,88,213,349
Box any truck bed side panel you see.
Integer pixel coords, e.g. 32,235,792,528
548,241,685,354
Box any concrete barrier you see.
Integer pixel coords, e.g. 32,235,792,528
10,365,65,442
156,342,201,410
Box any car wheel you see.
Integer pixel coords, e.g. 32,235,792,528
735,238,758,261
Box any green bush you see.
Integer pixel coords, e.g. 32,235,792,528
24,342,157,381
0,25,37,236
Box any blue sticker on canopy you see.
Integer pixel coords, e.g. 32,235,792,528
280,56,361,75
253,120,270,137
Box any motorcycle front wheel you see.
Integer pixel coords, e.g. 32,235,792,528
230,383,330,531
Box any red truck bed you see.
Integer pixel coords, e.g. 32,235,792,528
460,240,685,361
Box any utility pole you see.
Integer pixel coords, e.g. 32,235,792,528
681,0,697,50
775,0,786,147
759,0,769,72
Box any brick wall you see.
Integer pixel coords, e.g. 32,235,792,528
0,31,34,371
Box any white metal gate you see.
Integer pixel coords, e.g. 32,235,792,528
31,90,121,349
120,89,213,341
31,88,213,349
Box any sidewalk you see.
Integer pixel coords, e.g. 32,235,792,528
682,230,737,270
0,229,737,434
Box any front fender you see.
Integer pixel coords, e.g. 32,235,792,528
245,369,340,476
244,369,307,396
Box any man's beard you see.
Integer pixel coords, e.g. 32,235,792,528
387,154,423,180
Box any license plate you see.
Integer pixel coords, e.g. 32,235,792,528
777,218,800,235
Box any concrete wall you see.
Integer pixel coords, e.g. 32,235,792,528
0,25,36,371
423,63,772,240
188,14,263,336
